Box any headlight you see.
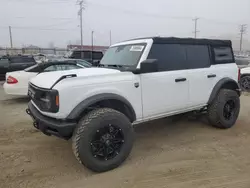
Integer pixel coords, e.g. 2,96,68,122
39,90,59,113
41,94,52,109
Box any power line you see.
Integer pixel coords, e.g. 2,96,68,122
0,26,76,31
87,2,193,20
5,0,75,4
6,16,76,20
39,20,78,28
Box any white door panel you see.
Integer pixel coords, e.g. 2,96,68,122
188,68,217,107
140,70,189,119
188,64,238,107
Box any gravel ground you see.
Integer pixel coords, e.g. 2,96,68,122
1,85,250,188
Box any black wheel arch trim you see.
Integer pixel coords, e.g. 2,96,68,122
208,77,241,105
66,93,136,121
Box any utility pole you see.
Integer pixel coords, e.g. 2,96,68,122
109,30,112,46
239,24,247,52
9,26,13,48
192,17,199,38
78,0,84,48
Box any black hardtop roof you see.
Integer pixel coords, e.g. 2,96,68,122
127,37,232,46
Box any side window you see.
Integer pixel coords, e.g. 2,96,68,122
92,52,103,60
61,64,81,70
44,65,57,72
72,51,82,59
83,52,92,59
147,44,187,71
10,57,35,64
213,47,234,64
44,65,64,72
0,59,9,65
186,45,211,69
76,60,92,67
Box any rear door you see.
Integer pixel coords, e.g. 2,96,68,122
185,45,215,107
186,45,236,107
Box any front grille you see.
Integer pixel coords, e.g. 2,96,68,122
28,83,50,111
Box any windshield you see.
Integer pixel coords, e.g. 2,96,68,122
76,60,92,67
100,43,146,67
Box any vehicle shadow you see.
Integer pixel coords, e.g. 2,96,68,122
0,96,30,105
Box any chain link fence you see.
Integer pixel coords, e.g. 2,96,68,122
0,48,69,56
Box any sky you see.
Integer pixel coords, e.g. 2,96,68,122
0,0,249,49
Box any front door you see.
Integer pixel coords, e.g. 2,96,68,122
141,70,189,119
140,43,190,119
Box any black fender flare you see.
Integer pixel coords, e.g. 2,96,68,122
208,77,241,104
67,93,136,121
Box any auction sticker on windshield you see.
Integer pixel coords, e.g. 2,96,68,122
130,45,144,52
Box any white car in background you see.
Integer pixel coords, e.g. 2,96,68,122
4,59,91,96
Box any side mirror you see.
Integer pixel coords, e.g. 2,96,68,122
139,59,158,74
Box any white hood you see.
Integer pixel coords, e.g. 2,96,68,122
30,68,120,89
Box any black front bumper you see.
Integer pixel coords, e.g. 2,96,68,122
26,102,76,140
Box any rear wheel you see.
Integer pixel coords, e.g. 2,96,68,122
72,108,134,172
207,89,240,129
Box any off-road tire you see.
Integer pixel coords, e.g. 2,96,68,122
72,108,134,172
207,89,240,129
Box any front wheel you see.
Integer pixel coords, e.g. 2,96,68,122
207,89,240,129
72,108,134,172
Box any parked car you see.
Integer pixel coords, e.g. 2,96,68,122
4,60,91,96
66,50,103,66
26,37,240,172
235,57,250,69
239,65,250,91
0,55,37,79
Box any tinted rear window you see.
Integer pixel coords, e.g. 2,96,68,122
186,45,211,69
213,47,234,64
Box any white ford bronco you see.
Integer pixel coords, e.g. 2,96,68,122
26,37,241,172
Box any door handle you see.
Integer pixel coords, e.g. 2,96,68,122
207,74,216,78
175,78,187,82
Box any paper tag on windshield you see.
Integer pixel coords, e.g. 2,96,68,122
130,45,144,52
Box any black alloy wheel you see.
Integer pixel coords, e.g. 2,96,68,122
91,124,124,161
72,108,134,172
